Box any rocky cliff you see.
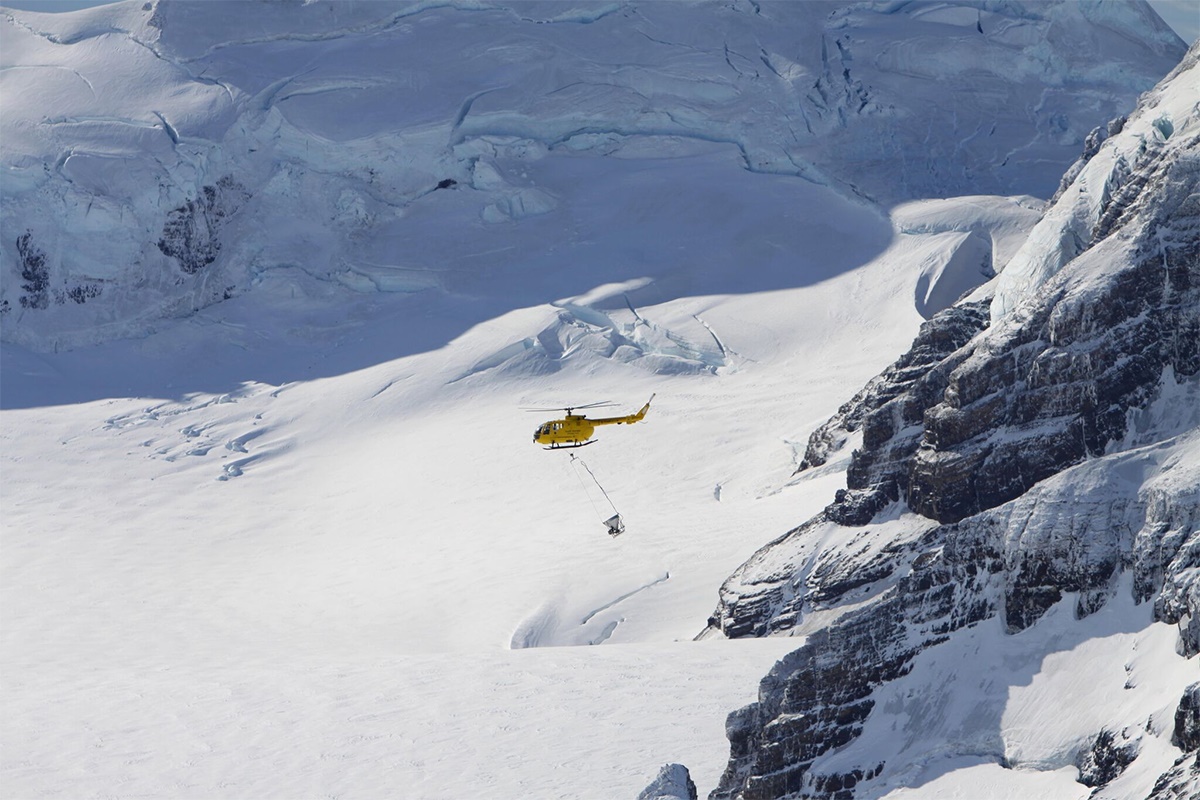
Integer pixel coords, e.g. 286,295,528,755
707,42,1200,800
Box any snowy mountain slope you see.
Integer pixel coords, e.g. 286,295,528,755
993,39,1200,318
707,39,1200,800
0,2,1192,799
0,212,1018,797
0,0,1185,351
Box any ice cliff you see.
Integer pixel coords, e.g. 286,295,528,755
0,0,1184,350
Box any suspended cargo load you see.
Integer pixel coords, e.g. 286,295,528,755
570,453,627,538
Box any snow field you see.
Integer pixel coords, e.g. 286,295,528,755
1,190,1030,797
3,640,799,799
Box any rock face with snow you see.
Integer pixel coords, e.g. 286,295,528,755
2,3,1195,798
1150,683,1200,800
1175,683,1200,753
797,298,992,500
708,42,1200,800
1077,729,1141,789
0,0,1184,351
639,763,699,800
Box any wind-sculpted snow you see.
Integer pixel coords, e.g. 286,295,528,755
511,572,672,649
454,302,733,383
0,0,1185,351
99,380,295,482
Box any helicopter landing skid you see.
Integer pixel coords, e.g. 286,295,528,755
544,440,596,450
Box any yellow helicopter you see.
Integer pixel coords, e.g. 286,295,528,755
531,394,654,449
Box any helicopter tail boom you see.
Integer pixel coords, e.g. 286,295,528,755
590,393,655,427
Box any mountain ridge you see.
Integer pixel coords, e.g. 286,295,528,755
704,37,1200,800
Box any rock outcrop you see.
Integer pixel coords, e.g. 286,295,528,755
908,126,1200,525
156,176,250,276
1148,684,1200,799
707,41,1200,800
1077,729,1141,788
797,299,991,478
639,763,699,800
712,442,1199,798
1174,684,1200,753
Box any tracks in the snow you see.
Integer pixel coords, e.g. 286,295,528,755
510,572,671,649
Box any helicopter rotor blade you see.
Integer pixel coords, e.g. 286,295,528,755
521,401,617,413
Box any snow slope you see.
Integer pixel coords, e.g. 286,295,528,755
1,196,1029,797
0,2,1190,798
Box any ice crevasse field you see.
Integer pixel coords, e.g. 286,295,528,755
1,0,1194,797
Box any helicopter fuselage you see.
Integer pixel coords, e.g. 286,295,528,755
533,414,596,448
532,395,654,449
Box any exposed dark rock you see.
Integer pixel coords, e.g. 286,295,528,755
712,513,829,640
1147,752,1200,800
823,485,896,527
639,763,698,800
908,128,1199,524
710,508,940,640
713,459,1197,798
436,178,457,189
1076,728,1139,788
64,283,102,305
798,299,990,477
16,231,49,310
157,176,250,275
716,188,1198,637
1174,683,1200,752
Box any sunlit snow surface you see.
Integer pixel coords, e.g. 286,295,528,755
0,1,1193,798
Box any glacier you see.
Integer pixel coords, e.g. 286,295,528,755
0,0,1185,350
